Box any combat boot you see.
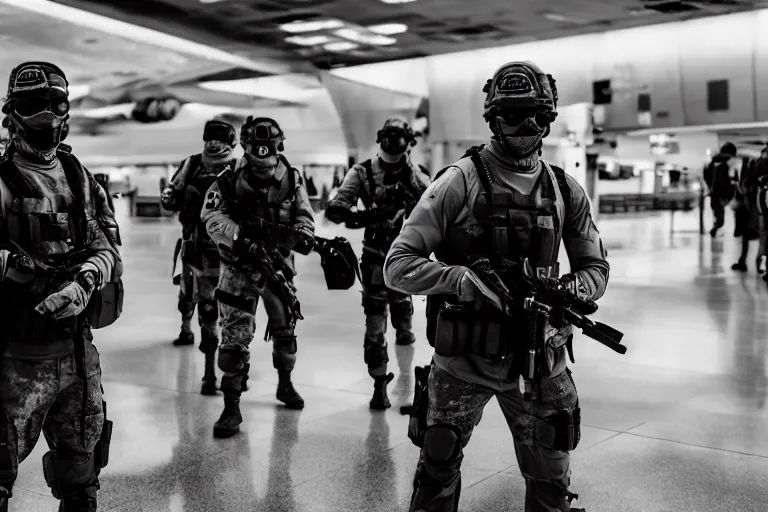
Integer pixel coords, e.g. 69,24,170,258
276,371,304,409
213,375,243,438
396,331,416,346
200,351,218,396
58,488,98,512
173,330,194,346
370,372,395,410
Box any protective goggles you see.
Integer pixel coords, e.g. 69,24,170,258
11,89,70,118
379,128,413,144
203,121,234,145
499,108,554,129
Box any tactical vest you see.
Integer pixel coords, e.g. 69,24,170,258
178,154,227,271
360,158,423,262
221,154,299,227
0,149,123,348
427,147,569,361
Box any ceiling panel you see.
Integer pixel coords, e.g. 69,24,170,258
49,0,767,69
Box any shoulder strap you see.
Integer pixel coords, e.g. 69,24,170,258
363,159,376,204
278,154,299,222
58,151,90,249
549,165,571,221
464,145,493,197
0,157,42,199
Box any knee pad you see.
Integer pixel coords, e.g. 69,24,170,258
364,339,388,368
42,451,98,500
273,334,297,355
199,299,218,324
423,424,463,465
362,294,388,316
390,297,414,318
217,347,246,374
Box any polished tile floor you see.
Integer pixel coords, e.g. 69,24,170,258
10,200,768,512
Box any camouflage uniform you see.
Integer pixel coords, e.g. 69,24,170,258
327,118,430,409
0,61,122,512
384,62,609,512
163,130,237,395
202,145,315,434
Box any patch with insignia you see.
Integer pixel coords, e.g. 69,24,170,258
205,191,221,209
497,72,534,95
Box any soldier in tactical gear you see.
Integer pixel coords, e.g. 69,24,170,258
0,62,123,512
326,118,430,410
161,119,237,396
201,116,315,438
384,61,609,512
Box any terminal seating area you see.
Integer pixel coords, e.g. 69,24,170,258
598,191,701,214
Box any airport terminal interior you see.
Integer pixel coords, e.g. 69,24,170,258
2,0,768,511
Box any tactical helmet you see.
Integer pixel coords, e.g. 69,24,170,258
482,61,558,126
203,119,236,147
240,116,284,161
376,118,417,155
1,61,71,152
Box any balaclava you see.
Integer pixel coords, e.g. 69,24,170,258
239,116,285,188
1,61,71,164
201,119,236,171
376,118,416,172
482,61,558,171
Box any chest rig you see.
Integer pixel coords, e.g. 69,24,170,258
224,154,298,227
0,150,92,345
360,158,420,263
470,150,564,277
0,150,88,279
428,146,572,359
179,155,227,270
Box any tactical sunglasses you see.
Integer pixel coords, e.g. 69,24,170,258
13,89,70,118
500,108,552,129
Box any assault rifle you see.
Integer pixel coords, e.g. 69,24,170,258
216,165,304,337
469,256,625,401
236,221,304,338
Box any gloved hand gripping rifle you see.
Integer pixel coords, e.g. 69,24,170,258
468,256,625,401
215,165,304,340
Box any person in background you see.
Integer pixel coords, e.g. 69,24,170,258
704,142,738,237
730,156,760,272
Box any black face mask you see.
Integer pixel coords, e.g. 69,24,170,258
380,130,410,155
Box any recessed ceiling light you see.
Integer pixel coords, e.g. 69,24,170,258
280,19,345,33
324,41,359,52
285,35,333,46
379,0,417,3
199,0,228,3
367,23,408,35
334,28,397,46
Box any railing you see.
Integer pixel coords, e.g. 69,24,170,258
598,187,707,236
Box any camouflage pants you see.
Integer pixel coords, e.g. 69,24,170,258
216,263,298,375
361,259,414,378
417,362,579,512
0,341,104,499
179,262,220,350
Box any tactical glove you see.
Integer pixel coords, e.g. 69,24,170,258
324,204,349,225
0,248,34,284
160,186,175,210
293,233,315,255
458,269,503,311
557,273,598,314
35,272,95,320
